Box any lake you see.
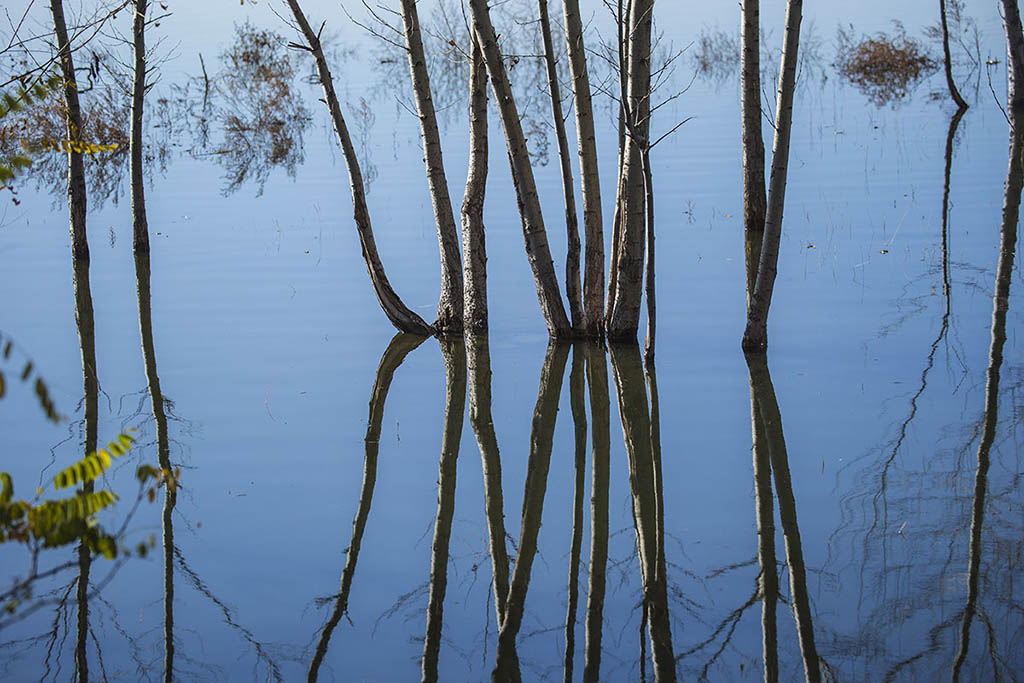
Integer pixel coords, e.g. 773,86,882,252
1,0,1022,680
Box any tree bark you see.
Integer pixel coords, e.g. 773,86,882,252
562,0,605,337
538,0,583,332
467,0,571,338
939,0,968,110
1002,0,1024,111
131,0,150,253
50,0,89,261
607,0,653,340
741,0,767,311
285,0,432,336
742,0,804,352
462,36,489,332
400,0,463,334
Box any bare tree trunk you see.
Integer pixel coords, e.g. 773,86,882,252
641,149,655,361
285,0,432,336
562,0,605,337
940,0,968,110
605,0,632,326
130,0,150,253
1002,0,1024,111
607,0,653,341
582,343,610,682
422,339,466,682
467,0,571,338
742,0,804,352
462,36,489,332
538,0,583,332
50,0,88,261
741,0,767,310
400,0,463,335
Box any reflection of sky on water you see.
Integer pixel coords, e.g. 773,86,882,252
1,0,1023,679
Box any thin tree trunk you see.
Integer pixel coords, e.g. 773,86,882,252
285,0,432,336
467,0,571,338
131,0,150,253
400,0,463,334
940,0,968,110
308,333,426,682
582,343,610,682
422,339,466,682
50,0,88,261
607,0,653,340
462,35,489,332
742,0,804,351
538,0,583,332
952,122,1022,682
563,344,587,681
641,149,655,361
492,342,569,681
605,0,632,326
1001,0,1024,111
562,0,604,336
741,0,767,310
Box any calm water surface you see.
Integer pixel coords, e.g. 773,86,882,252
1,0,1022,680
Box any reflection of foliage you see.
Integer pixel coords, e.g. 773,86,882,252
693,27,738,79
0,73,64,193
179,23,310,196
836,22,939,107
0,77,128,205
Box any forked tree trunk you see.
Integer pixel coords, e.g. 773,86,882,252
50,0,88,261
462,35,489,332
538,0,583,332
467,0,571,338
939,0,968,110
741,0,767,309
399,0,463,334
742,0,804,351
562,0,605,337
285,0,432,336
1002,0,1024,111
131,0,150,253
607,0,653,340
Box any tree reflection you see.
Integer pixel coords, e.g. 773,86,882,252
307,332,426,681
609,343,675,681
421,339,466,682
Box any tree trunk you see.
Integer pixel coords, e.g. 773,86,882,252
741,0,767,310
50,0,89,261
467,0,571,338
131,0,150,253
285,0,432,336
605,0,632,327
939,0,968,110
742,0,804,352
563,344,587,681
399,0,463,335
562,0,605,337
607,0,653,340
462,36,489,332
538,0,583,332
1002,0,1024,111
